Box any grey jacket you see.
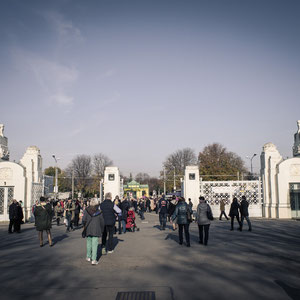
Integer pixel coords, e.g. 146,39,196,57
82,206,105,237
196,202,211,225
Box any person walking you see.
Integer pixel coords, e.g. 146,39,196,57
74,200,81,228
138,199,145,220
8,199,20,233
54,202,64,226
172,197,192,247
168,196,178,231
34,197,54,247
240,196,252,231
229,197,242,231
219,199,229,220
120,197,130,234
65,199,75,232
188,198,193,211
114,196,122,234
100,193,118,254
158,195,168,230
196,196,212,245
82,198,105,265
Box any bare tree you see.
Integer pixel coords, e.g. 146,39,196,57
69,154,92,192
162,148,197,192
135,172,150,183
93,153,113,178
163,148,197,175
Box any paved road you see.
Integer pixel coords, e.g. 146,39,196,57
0,213,300,300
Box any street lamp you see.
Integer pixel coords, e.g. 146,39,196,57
52,155,60,199
173,166,176,192
246,154,257,175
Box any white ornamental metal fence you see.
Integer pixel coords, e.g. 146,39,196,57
200,180,263,217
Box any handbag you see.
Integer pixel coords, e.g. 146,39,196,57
207,204,214,220
187,209,193,223
82,217,93,238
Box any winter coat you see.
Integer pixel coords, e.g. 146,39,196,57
168,200,177,217
172,201,192,225
17,205,23,222
65,201,75,221
220,200,226,211
229,201,240,217
54,206,64,217
9,202,19,220
100,199,116,226
240,199,249,217
82,206,105,237
120,200,130,220
34,202,53,231
159,198,168,214
196,202,211,225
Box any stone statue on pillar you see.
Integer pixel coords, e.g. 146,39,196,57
293,120,300,157
0,123,10,161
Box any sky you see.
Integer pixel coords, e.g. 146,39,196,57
0,0,299,176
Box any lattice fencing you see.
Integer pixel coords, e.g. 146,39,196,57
200,180,263,217
31,183,43,207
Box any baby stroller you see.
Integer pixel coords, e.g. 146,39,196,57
126,210,139,232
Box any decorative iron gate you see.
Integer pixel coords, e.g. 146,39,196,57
32,183,43,207
0,186,14,220
200,180,262,205
290,183,300,219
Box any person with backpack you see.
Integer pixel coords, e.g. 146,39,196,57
196,196,212,245
82,198,105,265
158,195,168,230
172,197,192,247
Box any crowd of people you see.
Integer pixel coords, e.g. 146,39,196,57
7,192,252,265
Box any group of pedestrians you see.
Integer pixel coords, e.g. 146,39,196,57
8,192,253,266
154,194,252,247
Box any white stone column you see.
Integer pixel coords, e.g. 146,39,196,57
184,166,200,209
104,167,121,200
260,143,282,218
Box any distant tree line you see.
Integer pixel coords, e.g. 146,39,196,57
44,143,251,197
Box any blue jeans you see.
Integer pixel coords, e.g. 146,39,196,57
121,220,126,233
159,213,167,229
241,216,252,230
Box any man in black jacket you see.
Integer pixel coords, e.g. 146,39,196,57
120,197,130,234
8,199,21,233
158,195,168,230
240,196,252,231
100,193,117,254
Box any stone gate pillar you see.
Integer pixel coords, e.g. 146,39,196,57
183,166,200,209
104,167,121,200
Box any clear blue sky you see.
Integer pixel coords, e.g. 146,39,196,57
1,0,299,176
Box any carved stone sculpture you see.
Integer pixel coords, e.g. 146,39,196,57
293,120,300,157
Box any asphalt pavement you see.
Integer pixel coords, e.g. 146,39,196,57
0,213,300,300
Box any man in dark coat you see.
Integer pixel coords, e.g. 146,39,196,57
120,197,130,234
100,192,117,254
8,199,20,233
158,195,168,230
229,197,242,231
172,198,192,247
34,197,54,247
240,196,252,231
65,199,75,232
